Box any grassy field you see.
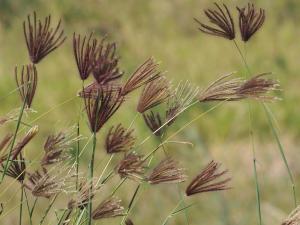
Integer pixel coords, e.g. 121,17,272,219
0,0,300,224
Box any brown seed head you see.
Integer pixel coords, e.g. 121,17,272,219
147,158,187,185
105,124,135,154
125,219,134,225
1,153,26,183
137,77,170,113
237,3,265,42
92,38,123,85
186,160,231,196
115,152,146,181
15,64,38,108
121,58,161,96
23,12,66,64
92,197,124,220
194,3,235,40
42,127,81,166
84,86,124,133
142,111,164,137
73,32,99,80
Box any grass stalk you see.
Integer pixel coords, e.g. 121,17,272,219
19,186,24,225
39,194,58,225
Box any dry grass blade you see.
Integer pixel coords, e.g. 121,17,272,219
237,3,266,42
147,157,187,185
137,77,170,113
92,38,123,84
73,32,99,80
121,57,161,96
105,124,135,154
92,197,124,220
15,64,38,108
194,3,235,40
115,152,146,181
186,160,231,196
142,111,164,137
83,86,124,133
23,11,66,64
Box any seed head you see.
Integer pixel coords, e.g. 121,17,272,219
23,12,66,64
115,152,146,181
15,64,38,108
92,38,123,85
92,197,124,220
105,124,135,154
1,153,26,183
186,160,231,196
121,58,161,96
125,219,134,225
194,3,235,40
137,77,170,113
237,3,265,42
73,32,99,80
147,158,187,185
142,111,164,137
166,81,199,125
42,127,81,166
84,86,124,133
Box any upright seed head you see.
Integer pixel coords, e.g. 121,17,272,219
194,3,235,40
73,32,99,80
92,197,124,220
147,157,187,185
137,77,170,113
142,111,164,137
105,124,135,154
237,3,266,42
83,86,124,133
15,64,38,108
92,38,123,85
23,12,66,64
121,57,161,96
186,160,231,196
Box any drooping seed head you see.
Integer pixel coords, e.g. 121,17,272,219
42,126,81,166
166,81,199,125
237,3,265,42
23,12,66,64
137,77,170,113
115,152,146,181
194,3,235,40
105,124,135,154
186,160,231,196
15,64,38,108
142,111,164,137
92,38,123,85
83,86,124,133
1,153,26,183
73,32,99,80
121,57,161,96
147,157,187,185
92,197,124,220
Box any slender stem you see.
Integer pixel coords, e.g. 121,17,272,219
23,189,33,225
30,197,38,220
76,121,80,190
88,132,97,225
0,99,27,183
40,194,58,225
110,178,126,196
19,186,24,225
263,104,297,206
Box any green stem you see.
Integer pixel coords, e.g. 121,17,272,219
0,99,27,183
76,121,80,190
88,132,97,225
263,104,297,206
23,189,33,225
40,194,58,225
19,187,24,225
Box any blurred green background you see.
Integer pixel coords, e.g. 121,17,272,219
0,0,300,224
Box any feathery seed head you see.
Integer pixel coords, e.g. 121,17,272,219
92,197,124,220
